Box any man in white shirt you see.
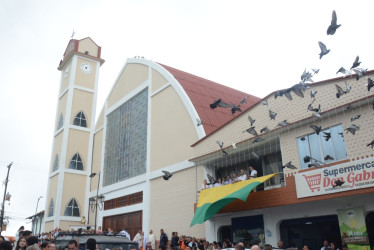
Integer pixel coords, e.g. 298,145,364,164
119,228,131,240
249,166,258,179
147,230,156,250
237,169,248,182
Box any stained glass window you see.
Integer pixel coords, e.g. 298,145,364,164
64,198,80,217
73,111,87,127
103,88,148,186
53,155,59,172
48,199,54,217
68,153,84,170
57,114,63,130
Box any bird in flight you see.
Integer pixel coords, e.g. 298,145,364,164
310,125,322,135
318,41,330,59
333,179,345,188
345,124,360,135
248,115,256,126
327,10,341,35
196,118,203,126
210,99,230,109
350,56,361,70
283,161,297,169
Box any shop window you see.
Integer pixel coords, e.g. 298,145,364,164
73,111,87,127
68,153,84,170
64,198,80,217
297,124,347,169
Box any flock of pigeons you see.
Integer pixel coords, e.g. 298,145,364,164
190,10,374,188
161,10,374,187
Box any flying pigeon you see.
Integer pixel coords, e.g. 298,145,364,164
312,68,320,74
350,114,361,122
230,103,242,114
274,90,285,99
248,115,256,126
310,125,322,135
207,174,217,185
260,126,270,134
251,151,260,160
301,69,314,83
210,99,230,109
312,112,322,119
345,104,353,111
253,137,265,143
300,137,306,141
240,96,249,104
327,10,341,35
318,41,330,59
277,120,289,127
350,56,361,70
284,90,293,101
345,124,360,135
333,179,345,188
366,78,374,91
335,84,348,98
216,141,224,149
303,156,311,163
336,67,352,77
283,161,297,169
222,150,228,157
344,81,351,93
310,89,317,98
262,100,268,106
232,143,237,150
367,140,374,148
269,110,277,120
162,170,173,180
323,132,331,141
290,83,306,98
307,99,316,111
353,68,368,81
196,118,203,126
324,155,335,161
310,104,321,113
243,126,258,136
308,162,322,168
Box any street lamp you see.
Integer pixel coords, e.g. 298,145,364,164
89,172,104,233
33,196,43,234
0,162,12,235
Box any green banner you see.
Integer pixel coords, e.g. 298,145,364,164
337,207,370,250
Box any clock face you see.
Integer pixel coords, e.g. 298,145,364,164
64,67,69,78
80,62,92,74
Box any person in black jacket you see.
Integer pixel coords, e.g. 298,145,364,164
159,229,168,250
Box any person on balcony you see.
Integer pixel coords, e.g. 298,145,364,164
201,179,209,190
237,169,248,182
249,166,258,179
214,178,223,187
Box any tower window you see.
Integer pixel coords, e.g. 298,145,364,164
53,155,59,172
48,199,54,217
64,198,80,217
68,153,84,170
73,111,87,127
57,114,63,130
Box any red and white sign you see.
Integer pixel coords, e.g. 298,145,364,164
295,157,374,198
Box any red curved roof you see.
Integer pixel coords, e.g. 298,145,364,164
160,64,260,136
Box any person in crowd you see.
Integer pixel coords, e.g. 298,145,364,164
224,176,232,185
330,242,339,250
251,245,260,250
278,241,285,250
26,245,40,250
178,235,186,250
46,243,56,250
198,240,204,250
159,229,168,250
189,238,198,248
96,226,104,235
147,230,156,250
302,246,310,250
321,240,330,250
235,243,245,250
133,230,144,250
0,242,13,250
232,172,239,183
26,237,38,247
68,240,78,250
201,180,209,190
21,231,32,241
264,244,272,250
214,178,223,188
15,226,25,243
249,166,257,179
119,228,131,239
237,169,248,182
40,243,48,250
15,237,27,250
171,232,179,248
86,238,97,250
106,228,114,235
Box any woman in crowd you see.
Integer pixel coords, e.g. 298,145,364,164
15,237,27,250
331,242,339,250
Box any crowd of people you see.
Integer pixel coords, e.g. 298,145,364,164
0,226,350,250
201,166,258,190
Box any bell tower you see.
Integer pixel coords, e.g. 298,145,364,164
44,38,104,231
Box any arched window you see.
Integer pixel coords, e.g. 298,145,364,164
64,198,80,217
52,155,59,172
68,153,84,170
57,114,63,130
48,199,54,217
73,111,87,127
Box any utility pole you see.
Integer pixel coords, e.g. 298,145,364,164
0,162,12,235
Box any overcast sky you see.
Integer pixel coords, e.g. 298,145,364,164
0,0,373,236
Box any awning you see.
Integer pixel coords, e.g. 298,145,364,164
190,173,277,226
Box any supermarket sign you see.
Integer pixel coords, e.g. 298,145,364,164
295,157,374,198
